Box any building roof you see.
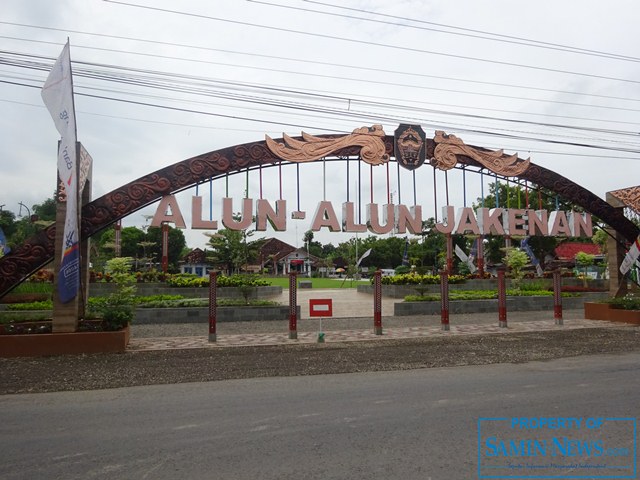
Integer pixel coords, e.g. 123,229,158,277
554,242,601,260
182,247,207,264
259,238,297,265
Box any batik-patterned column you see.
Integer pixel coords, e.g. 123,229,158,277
161,222,169,273
497,269,507,328
440,270,450,331
373,269,382,335
553,269,563,325
208,271,217,342
289,271,297,339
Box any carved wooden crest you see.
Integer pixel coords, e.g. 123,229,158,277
265,125,389,166
432,130,530,176
394,124,426,170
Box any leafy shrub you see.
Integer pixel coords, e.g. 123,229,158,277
218,274,270,288
165,273,209,288
93,257,137,330
519,281,549,292
404,289,576,302
607,294,640,310
13,282,53,294
165,273,270,288
7,300,53,311
137,298,278,308
0,312,50,324
380,273,466,285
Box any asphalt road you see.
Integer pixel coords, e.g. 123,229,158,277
1,352,638,480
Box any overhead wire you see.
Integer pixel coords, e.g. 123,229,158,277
300,0,640,62
3,21,640,106
102,0,640,86
3,48,640,142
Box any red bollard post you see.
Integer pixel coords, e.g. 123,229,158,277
208,271,217,342
477,236,485,278
553,269,563,325
446,234,454,273
373,269,383,335
440,270,450,331
289,271,298,339
161,222,169,273
497,269,507,328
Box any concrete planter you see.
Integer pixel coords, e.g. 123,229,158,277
583,302,612,320
608,309,640,324
0,325,130,358
358,279,609,299
584,302,640,324
89,283,282,299
134,305,300,324
396,294,608,316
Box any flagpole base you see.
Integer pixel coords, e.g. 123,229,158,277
499,321,508,328
208,333,217,343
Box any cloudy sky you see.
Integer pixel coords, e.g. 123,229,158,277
2,0,639,249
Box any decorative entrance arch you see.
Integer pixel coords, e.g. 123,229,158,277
1,126,638,298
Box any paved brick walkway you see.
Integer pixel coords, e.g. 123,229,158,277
128,318,623,352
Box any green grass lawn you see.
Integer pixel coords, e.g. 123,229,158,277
264,277,369,289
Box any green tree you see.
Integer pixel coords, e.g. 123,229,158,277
504,247,529,289
575,252,595,287
32,194,57,222
146,226,187,272
98,257,137,330
473,182,576,266
205,228,262,274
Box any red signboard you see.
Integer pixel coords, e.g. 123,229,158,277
309,299,333,317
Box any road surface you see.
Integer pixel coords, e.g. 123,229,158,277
1,352,638,479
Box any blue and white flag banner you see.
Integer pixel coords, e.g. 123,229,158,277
41,41,79,303
521,236,544,277
0,226,10,255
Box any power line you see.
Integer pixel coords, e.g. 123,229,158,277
3,21,640,105
6,76,640,158
301,0,640,62
4,49,640,148
5,44,640,124
252,0,640,63
102,0,640,86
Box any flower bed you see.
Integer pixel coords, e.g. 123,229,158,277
584,294,640,324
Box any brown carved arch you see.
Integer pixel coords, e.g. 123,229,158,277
0,134,637,298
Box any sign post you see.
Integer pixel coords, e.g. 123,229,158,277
309,299,332,343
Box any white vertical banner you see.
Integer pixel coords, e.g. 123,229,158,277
620,236,640,275
41,40,79,303
454,244,477,274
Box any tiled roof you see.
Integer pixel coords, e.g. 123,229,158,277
554,242,601,260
